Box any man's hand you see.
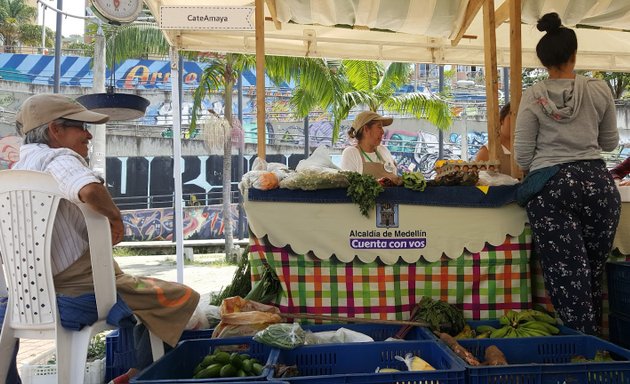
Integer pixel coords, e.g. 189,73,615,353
110,218,124,245
79,182,124,245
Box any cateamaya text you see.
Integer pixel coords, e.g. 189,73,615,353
188,15,229,22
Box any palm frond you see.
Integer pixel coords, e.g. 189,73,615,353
375,62,412,92
384,93,453,130
190,61,225,130
343,60,384,91
106,22,169,66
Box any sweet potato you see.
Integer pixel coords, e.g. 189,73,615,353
484,345,508,366
438,332,481,366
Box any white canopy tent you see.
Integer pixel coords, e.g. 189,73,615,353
145,0,630,71
141,0,630,281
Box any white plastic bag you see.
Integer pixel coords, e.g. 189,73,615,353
477,170,519,186
296,146,339,171
304,327,374,345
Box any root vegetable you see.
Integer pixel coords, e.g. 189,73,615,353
484,345,508,366
438,332,481,366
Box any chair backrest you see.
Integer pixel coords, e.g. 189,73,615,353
0,170,116,338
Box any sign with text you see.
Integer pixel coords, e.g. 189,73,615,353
159,6,254,30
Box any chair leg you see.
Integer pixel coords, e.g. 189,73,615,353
56,326,91,384
149,331,164,362
0,326,18,384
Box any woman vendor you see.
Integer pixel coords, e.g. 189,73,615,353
340,111,402,185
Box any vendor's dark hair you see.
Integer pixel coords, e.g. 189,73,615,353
536,12,577,68
499,102,511,124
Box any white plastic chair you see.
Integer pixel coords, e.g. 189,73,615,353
0,170,162,383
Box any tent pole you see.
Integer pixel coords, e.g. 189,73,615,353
255,0,266,159
170,46,185,283
483,0,501,164
509,0,523,179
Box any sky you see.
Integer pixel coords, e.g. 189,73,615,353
37,1,88,37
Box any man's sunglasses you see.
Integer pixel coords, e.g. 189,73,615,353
61,119,89,131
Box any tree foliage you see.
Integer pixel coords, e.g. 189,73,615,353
592,71,630,99
0,0,39,51
265,57,453,142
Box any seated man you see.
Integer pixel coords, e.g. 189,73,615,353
11,94,201,384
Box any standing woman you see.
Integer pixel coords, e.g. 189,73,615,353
340,111,401,185
514,13,620,335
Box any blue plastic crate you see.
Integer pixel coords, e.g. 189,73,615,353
131,337,275,383
268,340,465,383
607,261,630,317
609,312,630,349
449,335,630,384
106,329,215,382
463,319,581,338
301,323,434,341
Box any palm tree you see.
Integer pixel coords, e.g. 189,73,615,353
99,22,170,67
265,57,453,142
0,0,38,52
102,22,253,259
190,53,256,261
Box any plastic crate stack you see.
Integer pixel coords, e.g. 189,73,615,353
444,335,630,384
607,261,630,349
129,323,466,384
106,328,214,382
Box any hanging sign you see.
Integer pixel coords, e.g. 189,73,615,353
159,6,254,30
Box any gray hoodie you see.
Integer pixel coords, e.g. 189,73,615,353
514,74,618,172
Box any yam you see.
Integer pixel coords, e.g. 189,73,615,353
438,332,481,366
484,345,508,366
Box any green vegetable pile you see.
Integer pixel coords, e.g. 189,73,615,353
245,262,282,304
343,171,384,217
411,296,466,336
210,247,251,306
402,171,427,191
253,323,306,350
192,350,264,379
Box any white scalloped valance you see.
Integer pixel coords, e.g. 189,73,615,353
244,199,528,265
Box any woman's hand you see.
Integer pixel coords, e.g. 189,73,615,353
378,176,403,187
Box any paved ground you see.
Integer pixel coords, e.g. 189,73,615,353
16,254,238,371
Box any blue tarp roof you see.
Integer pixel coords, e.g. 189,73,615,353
0,53,290,90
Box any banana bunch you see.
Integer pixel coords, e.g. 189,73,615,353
475,309,560,338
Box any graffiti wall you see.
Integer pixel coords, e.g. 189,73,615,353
122,204,240,241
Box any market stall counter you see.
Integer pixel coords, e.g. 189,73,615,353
245,185,534,321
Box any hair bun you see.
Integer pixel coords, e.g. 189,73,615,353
537,12,562,32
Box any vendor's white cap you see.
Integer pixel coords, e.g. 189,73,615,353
351,111,393,130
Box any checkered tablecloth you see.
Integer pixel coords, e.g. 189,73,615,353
249,227,533,322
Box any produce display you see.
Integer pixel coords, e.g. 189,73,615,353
343,171,384,217
401,171,427,191
396,296,466,338
192,350,264,379
471,309,560,338
432,159,486,186
253,323,306,349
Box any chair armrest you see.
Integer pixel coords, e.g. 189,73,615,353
78,204,117,320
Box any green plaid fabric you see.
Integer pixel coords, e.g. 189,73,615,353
249,227,533,321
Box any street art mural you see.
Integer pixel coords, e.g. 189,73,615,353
122,204,240,241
